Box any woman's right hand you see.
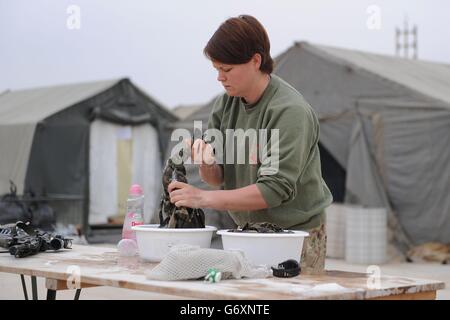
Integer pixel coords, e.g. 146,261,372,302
186,138,223,186
188,138,215,165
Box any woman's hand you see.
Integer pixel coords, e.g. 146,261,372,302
188,138,215,165
168,181,208,208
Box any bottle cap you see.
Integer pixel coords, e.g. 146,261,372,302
129,184,143,196
117,239,138,257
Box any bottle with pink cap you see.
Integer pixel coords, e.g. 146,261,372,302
117,184,145,256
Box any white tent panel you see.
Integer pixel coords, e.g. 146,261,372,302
132,124,162,224
89,120,119,224
89,120,162,225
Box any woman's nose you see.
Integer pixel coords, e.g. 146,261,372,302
217,71,226,82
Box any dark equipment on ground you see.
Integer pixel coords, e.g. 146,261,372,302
0,181,55,231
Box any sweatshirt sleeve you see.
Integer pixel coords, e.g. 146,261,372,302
256,102,318,208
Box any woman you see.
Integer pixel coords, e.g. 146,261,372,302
168,15,333,274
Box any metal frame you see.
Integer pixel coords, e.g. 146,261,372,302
19,274,82,300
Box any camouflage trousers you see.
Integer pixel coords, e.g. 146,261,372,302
300,220,327,275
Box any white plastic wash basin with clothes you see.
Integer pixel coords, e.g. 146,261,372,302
132,224,217,262
217,229,309,266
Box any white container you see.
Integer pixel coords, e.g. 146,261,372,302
325,203,347,258
345,207,387,265
132,224,217,262
217,229,309,266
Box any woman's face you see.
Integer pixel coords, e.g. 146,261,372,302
212,54,261,97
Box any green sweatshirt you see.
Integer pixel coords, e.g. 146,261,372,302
207,74,333,230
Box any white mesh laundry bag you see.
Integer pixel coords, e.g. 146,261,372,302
146,244,271,281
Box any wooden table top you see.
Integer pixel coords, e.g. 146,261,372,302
0,244,445,300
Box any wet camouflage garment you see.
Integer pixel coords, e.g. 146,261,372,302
158,154,205,229
300,221,326,275
229,222,293,233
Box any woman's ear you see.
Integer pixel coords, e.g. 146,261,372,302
252,53,262,70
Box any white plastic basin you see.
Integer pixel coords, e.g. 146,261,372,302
217,229,309,266
132,224,217,262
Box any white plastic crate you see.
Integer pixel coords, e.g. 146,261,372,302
325,203,347,259
345,207,387,264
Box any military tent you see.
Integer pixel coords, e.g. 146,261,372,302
0,78,178,239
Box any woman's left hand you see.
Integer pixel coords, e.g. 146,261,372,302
168,181,207,208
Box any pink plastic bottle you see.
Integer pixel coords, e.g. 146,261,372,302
118,184,145,256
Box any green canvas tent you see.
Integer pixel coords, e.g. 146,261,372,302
0,78,178,239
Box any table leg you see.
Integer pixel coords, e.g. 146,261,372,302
31,276,38,300
20,274,28,300
74,289,82,300
46,289,57,300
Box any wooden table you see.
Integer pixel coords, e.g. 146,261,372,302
0,244,445,300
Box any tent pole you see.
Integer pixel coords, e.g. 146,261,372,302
82,128,91,242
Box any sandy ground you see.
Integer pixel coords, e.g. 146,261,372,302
0,244,448,300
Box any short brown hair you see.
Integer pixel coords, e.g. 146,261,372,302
204,15,273,74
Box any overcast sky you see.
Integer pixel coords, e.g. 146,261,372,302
1,0,449,108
